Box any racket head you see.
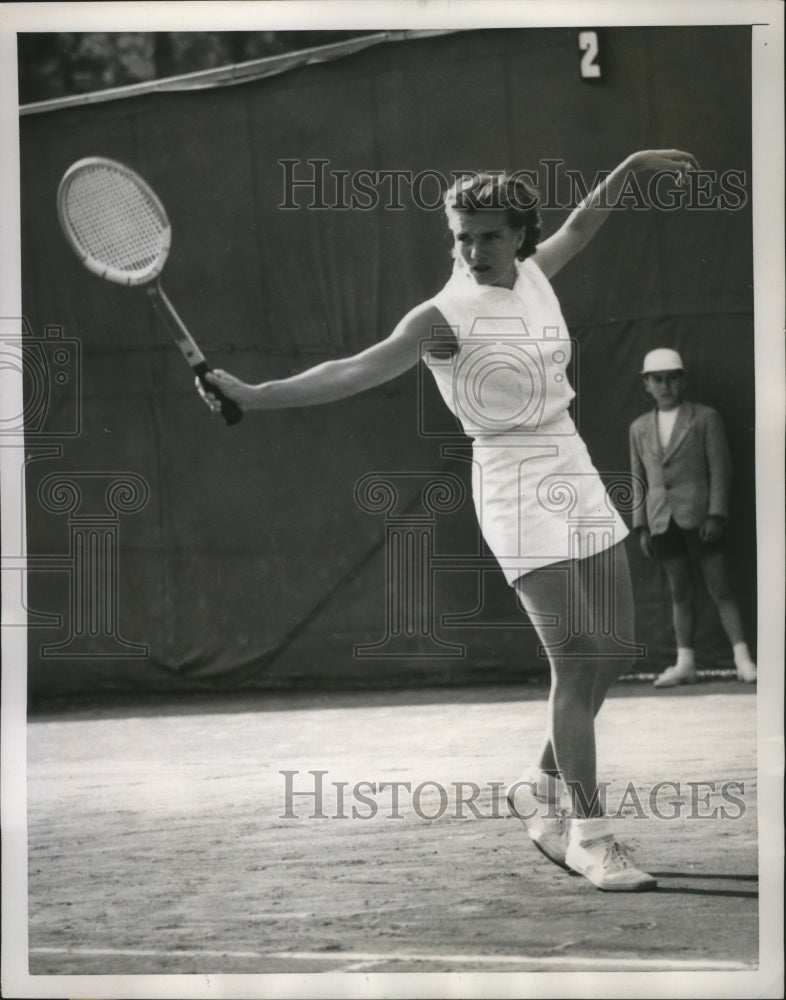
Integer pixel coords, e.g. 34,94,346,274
57,157,171,286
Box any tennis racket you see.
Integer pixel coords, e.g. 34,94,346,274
56,156,243,426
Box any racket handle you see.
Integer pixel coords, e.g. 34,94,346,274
146,283,243,426
193,362,244,426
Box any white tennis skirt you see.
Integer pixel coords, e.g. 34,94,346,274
470,412,629,585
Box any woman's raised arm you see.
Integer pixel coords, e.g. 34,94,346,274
534,149,699,279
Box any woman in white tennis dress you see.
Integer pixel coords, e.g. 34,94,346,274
202,148,697,892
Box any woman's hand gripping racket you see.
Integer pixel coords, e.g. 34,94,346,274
56,157,243,425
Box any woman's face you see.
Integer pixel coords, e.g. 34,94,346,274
447,210,524,289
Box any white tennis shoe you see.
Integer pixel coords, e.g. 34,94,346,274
735,659,757,683
653,664,698,687
507,781,570,871
565,834,657,892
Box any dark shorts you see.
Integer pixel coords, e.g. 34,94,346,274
650,517,724,560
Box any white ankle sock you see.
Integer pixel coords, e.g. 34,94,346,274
733,642,754,667
676,647,695,670
570,816,614,845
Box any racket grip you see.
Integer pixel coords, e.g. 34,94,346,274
194,362,244,426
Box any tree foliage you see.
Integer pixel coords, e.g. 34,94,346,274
18,32,372,104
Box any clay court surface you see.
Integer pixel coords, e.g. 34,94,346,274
26,680,762,981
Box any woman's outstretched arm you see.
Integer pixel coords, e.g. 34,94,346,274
200,302,446,412
534,148,699,279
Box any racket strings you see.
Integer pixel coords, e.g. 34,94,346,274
62,165,168,277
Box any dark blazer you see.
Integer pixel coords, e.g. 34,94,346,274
629,401,732,535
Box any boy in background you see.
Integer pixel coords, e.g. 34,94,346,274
629,348,757,687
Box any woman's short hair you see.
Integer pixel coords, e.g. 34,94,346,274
443,171,543,261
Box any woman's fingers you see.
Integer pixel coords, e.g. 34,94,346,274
667,149,700,178
205,368,230,387
637,148,700,179
195,376,222,412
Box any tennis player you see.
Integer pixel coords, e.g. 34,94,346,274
201,149,698,892
630,348,757,687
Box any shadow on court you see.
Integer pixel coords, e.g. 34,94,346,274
649,881,758,899
27,676,751,721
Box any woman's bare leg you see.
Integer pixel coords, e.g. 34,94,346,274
514,543,635,817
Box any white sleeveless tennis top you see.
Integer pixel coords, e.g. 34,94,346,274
423,256,576,438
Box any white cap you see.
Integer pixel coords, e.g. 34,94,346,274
641,348,684,374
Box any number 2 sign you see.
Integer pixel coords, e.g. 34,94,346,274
579,30,602,80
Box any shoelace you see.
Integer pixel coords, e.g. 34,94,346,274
603,840,635,871
553,806,568,836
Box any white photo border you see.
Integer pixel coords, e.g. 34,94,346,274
2,3,783,998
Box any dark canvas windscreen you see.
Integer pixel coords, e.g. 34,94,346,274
19,27,755,700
